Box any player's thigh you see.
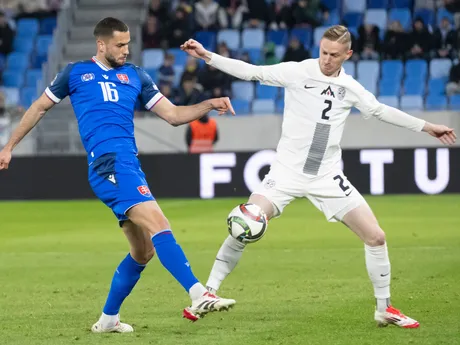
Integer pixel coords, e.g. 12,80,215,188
306,170,367,223
122,220,155,264
341,204,386,246
126,200,171,237
250,163,301,219
89,153,158,224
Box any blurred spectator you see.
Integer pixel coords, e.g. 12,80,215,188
16,0,56,19
444,0,460,13
0,91,12,147
282,37,310,62
218,0,247,29
433,17,456,59
217,41,232,57
167,6,193,48
177,75,202,106
180,56,200,85
198,64,232,95
244,0,270,28
0,11,14,55
142,15,163,49
1,0,20,18
408,18,432,60
149,0,170,18
270,0,293,29
260,42,280,65
383,20,409,60
291,0,328,28
158,53,175,85
194,0,219,31
159,83,177,103
357,24,381,60
186,114,218,153
446,58,460,95
174,0,193,14
211,86,228,98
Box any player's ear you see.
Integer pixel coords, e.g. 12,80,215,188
345,49,353,60
96,38,105,52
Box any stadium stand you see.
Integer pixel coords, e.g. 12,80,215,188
4,0,460,115
140,0,460,114
0,4,58,109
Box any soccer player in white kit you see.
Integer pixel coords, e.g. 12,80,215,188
180,25,457,327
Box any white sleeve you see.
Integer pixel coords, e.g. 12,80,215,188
353,83,425,132
353,85,386,119
375,105,426,132
207,53,299,88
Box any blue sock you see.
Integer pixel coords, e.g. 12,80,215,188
103,253,146,315
152,230,199,292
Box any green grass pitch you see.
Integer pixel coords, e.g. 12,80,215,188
0,195,459,345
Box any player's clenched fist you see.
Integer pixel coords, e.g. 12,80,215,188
209,97,235,116
0,149,12,170
180,39,211,62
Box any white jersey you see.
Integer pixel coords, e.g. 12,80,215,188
208,54,424,177
255,58,384,177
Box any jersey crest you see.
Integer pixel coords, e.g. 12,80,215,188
338,87,346,101
321,86,335,98
117,73,130,84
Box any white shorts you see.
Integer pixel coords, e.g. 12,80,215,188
252,162,367,222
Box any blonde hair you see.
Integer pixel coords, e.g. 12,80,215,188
322,25,352,49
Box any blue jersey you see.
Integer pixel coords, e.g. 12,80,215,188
46,56,163,164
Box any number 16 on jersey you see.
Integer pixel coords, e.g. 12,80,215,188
98,82,119,102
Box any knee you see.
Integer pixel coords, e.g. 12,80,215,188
144,248,156,263
366,229,386,247
133,248,155,265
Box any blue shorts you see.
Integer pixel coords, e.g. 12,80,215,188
88,153,155,223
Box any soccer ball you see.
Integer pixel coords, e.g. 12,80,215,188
227,203,268,243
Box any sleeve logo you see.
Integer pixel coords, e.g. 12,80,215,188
81,73,95,82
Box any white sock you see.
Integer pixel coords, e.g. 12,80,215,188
99,312,119,328
206,235,246,292
365,243,391,312
188,282,207,301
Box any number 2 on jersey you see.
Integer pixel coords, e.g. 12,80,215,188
98,82,119,102
322,100,332,120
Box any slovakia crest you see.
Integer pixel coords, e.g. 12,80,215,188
117,73,129,84
81,73,95,82
137,185,151,196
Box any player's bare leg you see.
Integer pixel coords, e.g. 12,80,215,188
342,204,419,328
127,201,235,322
92,221,154,333
206,194,275,293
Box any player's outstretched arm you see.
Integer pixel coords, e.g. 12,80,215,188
0,93,55,170
151,96,235,126
355,87,457,146
180,39,297,87
372,105,456,145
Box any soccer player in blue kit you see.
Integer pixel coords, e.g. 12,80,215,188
0,17,236,332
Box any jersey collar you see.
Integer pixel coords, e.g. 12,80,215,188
314,59,344,81
92,56,113,71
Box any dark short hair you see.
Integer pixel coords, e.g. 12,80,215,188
93,17,129,38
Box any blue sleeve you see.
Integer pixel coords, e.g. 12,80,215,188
136,67,163,110
45,63,73,103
